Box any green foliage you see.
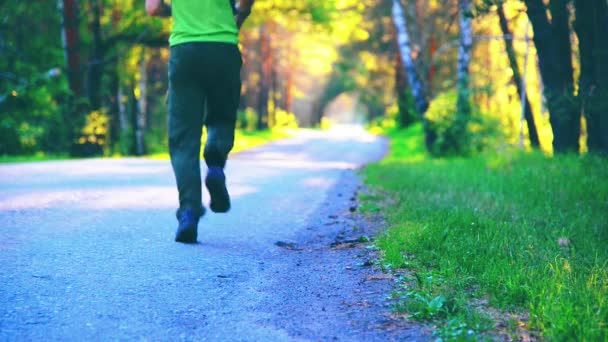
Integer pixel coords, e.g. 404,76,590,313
396,88,420,129
0,1,71,156
364,128,608,340
0,154,69,164
237,107,298,132
426,90,502,157
72,110,110,156
273,109,299,129
0,84,71,155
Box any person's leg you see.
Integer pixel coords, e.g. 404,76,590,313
168,44,206,228
202,43,242,212
203,44,241,168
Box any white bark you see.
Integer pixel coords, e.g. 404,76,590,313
136,49,147,156
456,0,473,115
391,0,428,115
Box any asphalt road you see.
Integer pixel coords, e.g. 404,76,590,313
0,126,428,341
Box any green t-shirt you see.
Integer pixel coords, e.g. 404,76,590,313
169,0,239,46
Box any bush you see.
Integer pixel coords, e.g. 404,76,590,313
74,110,109,156
237,107,298,131
426,90,502,157
273,109,298,129
0,85,69,155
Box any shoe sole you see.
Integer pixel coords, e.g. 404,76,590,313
175,225,197,243
205,174,230,213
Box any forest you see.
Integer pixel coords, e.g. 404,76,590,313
1,0,607,158
1,1,607,339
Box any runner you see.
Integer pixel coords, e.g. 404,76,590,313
146,0,255,243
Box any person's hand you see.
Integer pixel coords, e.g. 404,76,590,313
146,0,171,17
235,10,250,29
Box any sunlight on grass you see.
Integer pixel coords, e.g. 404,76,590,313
363,125,608,340
0,152,69,164
2,129,295,163
145,128,294,160
369,123,428,163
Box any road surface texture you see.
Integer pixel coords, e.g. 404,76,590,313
0,126,429,341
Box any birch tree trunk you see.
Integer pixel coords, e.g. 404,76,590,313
135,49,147,156
394,39,415,128
455,0,472,129
391,0,428,115
391,0,435,149
432,0,474,155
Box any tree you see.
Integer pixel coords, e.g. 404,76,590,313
394,47,416,128
59,0,83,97
0,1,69,155
449,0,474,153
392,0,435,149
256,23,272,130
574,0,608,155
524,0,579,153
497,3,540,148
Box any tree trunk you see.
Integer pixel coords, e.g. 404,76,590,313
525,0,579,153
455,0,473,140
269,28,278,127
575,0,608,155
497,4,540,148
428,34,437,85
117,81,130,154
58,0,83,97
109,68,120,152
257,25,270,130
394,41,415,128
129,81,139,154
391,0,435,149
87,0,104,110
285,47,294,114
392,0,428,115
135,49,147,156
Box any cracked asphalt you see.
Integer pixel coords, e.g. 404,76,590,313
0,126,429,341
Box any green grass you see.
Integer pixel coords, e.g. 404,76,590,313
1,129,294,163
363,124,608,341
0,153,69,164
146,128,294,160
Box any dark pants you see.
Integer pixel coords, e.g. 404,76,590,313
168,42,242,215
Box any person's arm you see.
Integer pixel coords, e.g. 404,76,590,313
145,0,171,17
235,0,255,29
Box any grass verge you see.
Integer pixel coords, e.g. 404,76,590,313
362,124,608,340
1,129,294,163
146,128,294,160
0,153,69,164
